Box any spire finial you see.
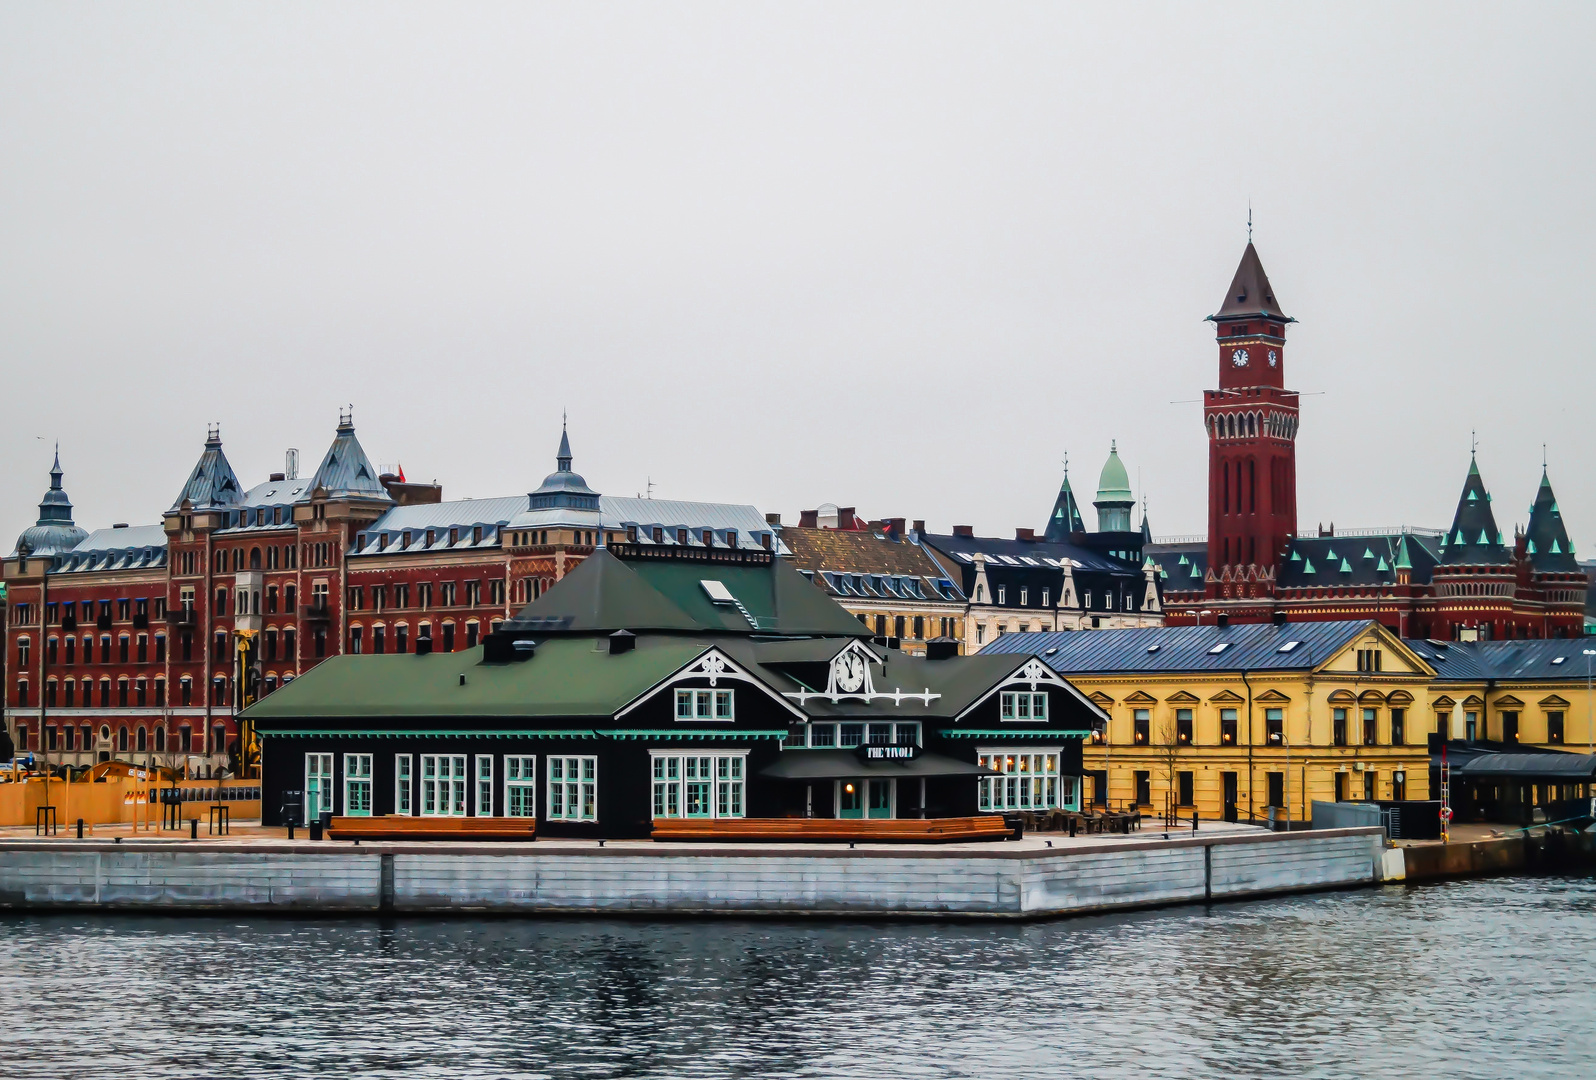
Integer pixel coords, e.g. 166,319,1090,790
1542,442,1547,470
1247,201,1252,244
1471,429,1477,458
1061,451,1069,478
338,405,354,431
1111,438,1117,454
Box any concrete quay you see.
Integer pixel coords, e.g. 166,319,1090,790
0,823,1388,920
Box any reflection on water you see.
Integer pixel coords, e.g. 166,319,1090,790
2,877,1594,1079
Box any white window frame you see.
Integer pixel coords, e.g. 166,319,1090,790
475,754,494,817
675,687,733,721
343,753,373,816
420,754,468,817
395,754,413,815
547,755,597,821
650,751,747,819
305,753,333,823
977,747,1072,812
505,755,536,818
999,690,1048,721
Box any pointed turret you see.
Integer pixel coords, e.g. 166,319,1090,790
1212,242,1292,322
169,426,244,511
1093,442,1135,533
302,410,391,503
1042,466,1086,542
12,448,89,557
1525,468,1579,572
1440,456,1509,566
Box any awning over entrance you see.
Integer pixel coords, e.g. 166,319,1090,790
1458,753,1596,781
759,749,997,780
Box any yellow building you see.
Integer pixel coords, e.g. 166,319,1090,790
983,620,1436,824
1409,638,1596,753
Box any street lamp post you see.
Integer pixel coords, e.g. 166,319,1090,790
1584,649,1595,756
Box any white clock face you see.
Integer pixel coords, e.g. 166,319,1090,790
1231,348,1250,368
1268,350,1279,367
834,651,866,693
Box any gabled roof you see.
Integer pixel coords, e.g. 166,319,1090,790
780,526,963,602
169,431,244,511
1525,470,1579,573
1439,456,1509,566
1212,242,1291,321
303,417,391,503
500,547,871,638
982,620,1412,675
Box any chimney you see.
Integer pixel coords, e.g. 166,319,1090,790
912,519,926,536
1016,528,1035,542
1272,611,1288,627
799,509,819,528
886,517,907,540
1215,614,1230,629
837,507,858,530
953,525,975,537
609,630,636,655
765,512,782,526
925,637,959,660
269,472,286,482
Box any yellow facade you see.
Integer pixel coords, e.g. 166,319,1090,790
1072,624,1436,823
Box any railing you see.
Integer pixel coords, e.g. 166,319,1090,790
302,604,331,621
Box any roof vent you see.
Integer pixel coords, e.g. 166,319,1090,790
609,630,636,655
925,637,959,660
415,635,433,656
1215,614,1229,628
1272,611,1288,627
512,639,537,661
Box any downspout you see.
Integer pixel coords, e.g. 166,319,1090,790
1241,668,1254,821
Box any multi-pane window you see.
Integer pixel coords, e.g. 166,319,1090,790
999,691,1048,720
421,755,468,816
1220,707,1238,746
1134,709,1150,744
1502,711,1520,745
1548,711,1565,745
1333,708,1348,746
1356,648,1383,673
675,688,733,720
305,754,334,823
977,750,1073,812
1176,708,1194,745
343,754,373,816
795,721,919,749
1266,707,1285,745
476,756,494,816
651,753,746,819
1390,708,1406,746
506,756,536,817
1362,708,1378,746
548,756,597,821
395,755,413,815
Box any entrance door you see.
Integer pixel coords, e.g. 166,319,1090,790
1222,772,1238,823
305,753,333,823
867,779,893,818
839,780,864,818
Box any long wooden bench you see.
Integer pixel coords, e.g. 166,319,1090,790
326,815,536,841
650,815,1016,844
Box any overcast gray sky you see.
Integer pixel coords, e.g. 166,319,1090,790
3,3,1593,551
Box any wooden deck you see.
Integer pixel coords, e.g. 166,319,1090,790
650,815,1017,844
326,815,537,841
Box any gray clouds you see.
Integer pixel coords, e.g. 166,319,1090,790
1,3,1592,546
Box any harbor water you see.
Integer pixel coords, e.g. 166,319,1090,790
1,875,1593,1079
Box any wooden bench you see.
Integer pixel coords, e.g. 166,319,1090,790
650,815,1016,844
326,815,537,841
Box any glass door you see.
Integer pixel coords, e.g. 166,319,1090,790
305,753,333,823
839,780,864,818
683,756,714,817
867,778,893,818
343,753,372,816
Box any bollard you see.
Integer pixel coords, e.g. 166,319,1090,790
190,818,198,840
286,822,295,840
1069,815,1078,838
1192,810,1200,834
76,818,84,839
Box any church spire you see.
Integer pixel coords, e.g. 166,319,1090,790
1043,456,1086,541
1440,454,1509,566
1525,466,1578,572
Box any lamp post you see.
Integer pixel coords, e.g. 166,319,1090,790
1584,649,1595,756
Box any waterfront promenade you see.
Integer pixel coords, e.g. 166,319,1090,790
0,820,1387,919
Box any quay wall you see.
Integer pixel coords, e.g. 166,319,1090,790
0,827,1386,920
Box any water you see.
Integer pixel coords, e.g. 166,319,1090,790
2,877,1593,1079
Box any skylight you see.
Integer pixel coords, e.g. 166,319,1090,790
1207,643,1230,655
1277,641,1301,653
1020,557,1040,566
999,555,1021,566
700,580,736,605
1551,657,1566,665
1147,644,1161,653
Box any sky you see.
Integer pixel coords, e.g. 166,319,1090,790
2,3,1593,551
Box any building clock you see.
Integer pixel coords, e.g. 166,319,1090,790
1268,350,1279,367
832,650,866,693
1231,348,1250,368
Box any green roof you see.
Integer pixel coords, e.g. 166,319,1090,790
502,548,869,638
1095,443,1133,503
247,636,709,722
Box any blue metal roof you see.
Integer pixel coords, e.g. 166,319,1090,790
981,620,1384,674
1410,638,1596,682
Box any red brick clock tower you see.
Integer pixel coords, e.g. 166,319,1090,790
1204,243,1299,600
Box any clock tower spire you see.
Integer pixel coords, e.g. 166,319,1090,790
1203,242,1299,602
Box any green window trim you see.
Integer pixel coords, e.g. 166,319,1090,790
938,728,1091,739
262,729,601,740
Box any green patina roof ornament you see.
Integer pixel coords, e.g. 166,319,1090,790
1453,530,1465,545
1178,554,1189,565
1339,558,1352,573
1395,535,1413,569
1363,547,1375,559
1377,556,1390,572
1550,539,1562,554
1325,547,1337,561
1303,558,1317,574
1290,550,1302,562
1527,539,1538,554
1476,530,1490,545
1467,490,1478,501
1190,564,1202,579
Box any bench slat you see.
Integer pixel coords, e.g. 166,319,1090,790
651,816,1015,844
327,815,537,841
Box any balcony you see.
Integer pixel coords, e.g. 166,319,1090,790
302,603,332,623
95,614,113,630
166,607,198,627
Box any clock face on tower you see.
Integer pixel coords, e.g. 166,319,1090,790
1231,348,1250,368
1268,350,1279,367
833,651,866,694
